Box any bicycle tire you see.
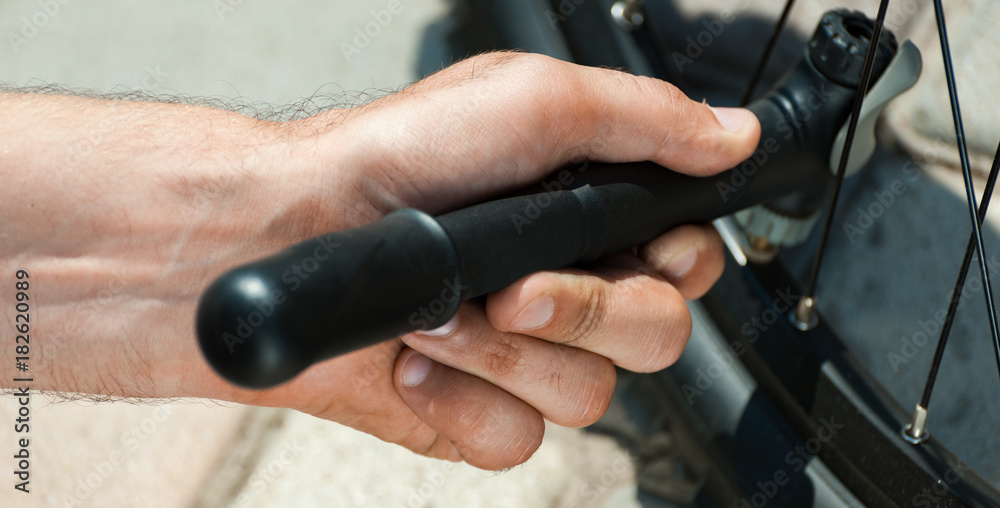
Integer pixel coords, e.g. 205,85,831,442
439,0,1000,506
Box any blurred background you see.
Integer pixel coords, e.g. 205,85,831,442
3,0,1000,506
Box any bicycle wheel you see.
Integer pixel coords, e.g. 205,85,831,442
442,0,1000,506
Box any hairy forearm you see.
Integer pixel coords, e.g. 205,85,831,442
0,92,356,403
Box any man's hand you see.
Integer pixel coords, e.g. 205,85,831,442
0,52,759,470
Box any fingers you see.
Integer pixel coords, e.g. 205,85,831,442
486,254,692,373
402,305,617,428
333,52,761,213
393,348,545,470
639,224,726,300
384,226,722,472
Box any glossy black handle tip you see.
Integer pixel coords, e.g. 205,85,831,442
196,209,463,389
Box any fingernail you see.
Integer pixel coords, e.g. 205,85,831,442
664,246,698,279
511,294,554,331
711,107,751,133
415,314,459,337
402,353,433,388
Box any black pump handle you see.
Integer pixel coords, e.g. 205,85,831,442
196,9,896,388
195,97,843,389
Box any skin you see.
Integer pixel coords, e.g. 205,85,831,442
0,52,759,470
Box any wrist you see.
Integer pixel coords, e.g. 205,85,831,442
0,93,353,403
158,110,386,404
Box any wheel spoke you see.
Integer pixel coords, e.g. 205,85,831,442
920,139,1000,409
932,0,1000,376
792,0,892,328
740,0,797,106
904,0,1000,443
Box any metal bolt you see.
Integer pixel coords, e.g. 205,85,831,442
902,404,930,444
789,296,819,331
744,235,780,264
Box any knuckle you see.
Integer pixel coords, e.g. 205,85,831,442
512,54,572,110
480,333,523,379
422,434,463,463
561,284,605,347
652,86,692,159
505,51,555,71
465,51,557,90
453,50,521,73
649,76,685,107
424,51,544,95
453,52,576,157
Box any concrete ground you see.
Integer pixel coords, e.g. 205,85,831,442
3,0,999,506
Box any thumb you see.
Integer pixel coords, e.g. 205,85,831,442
392,347,545,470
560,63,761,176
333,52,761,212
